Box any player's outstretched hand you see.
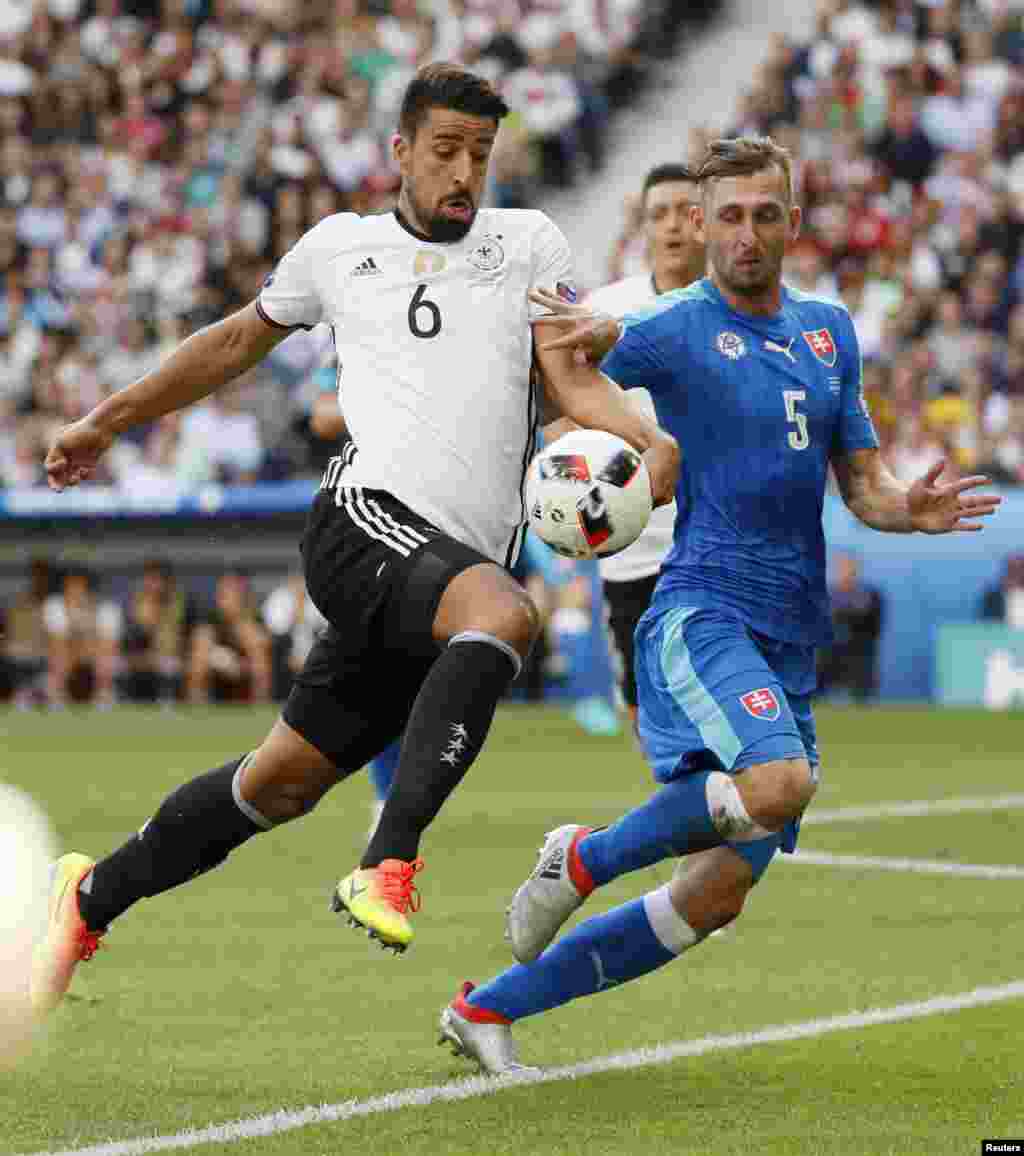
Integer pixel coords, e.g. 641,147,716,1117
644,432,680,508
529,288,622,364
908,461,1003,533
45,416,114,492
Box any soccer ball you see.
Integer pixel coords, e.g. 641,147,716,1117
525,429,653,559
0,785,55,1065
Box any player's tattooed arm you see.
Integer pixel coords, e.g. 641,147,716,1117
45,302,294,491
533,330,679,506
834,448,1002,534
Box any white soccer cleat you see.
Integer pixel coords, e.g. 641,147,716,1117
438,983,537,1075
505,824,594,963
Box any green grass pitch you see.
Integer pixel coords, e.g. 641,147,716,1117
2,704,1022,1155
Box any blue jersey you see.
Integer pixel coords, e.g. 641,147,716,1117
600,278,878,647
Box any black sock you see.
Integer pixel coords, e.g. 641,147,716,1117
77,757,266,931
362,638,518,867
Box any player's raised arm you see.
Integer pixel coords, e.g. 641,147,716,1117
827,310,1001,533
533,330,679,506
833,450,1002,534
44,302,296,492
529,287,624,363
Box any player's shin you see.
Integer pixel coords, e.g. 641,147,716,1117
468,886,700,1021
361,634,520,867
76,754,270,931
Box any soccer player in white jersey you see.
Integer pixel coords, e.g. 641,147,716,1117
582,164,705,730
32,63,680,1014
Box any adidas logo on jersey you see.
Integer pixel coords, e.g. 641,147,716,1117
538,848,565,880
352,257,381,277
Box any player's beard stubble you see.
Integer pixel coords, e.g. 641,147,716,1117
403,175,478,243
710,237,785,300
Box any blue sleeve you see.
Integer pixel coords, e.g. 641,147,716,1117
599,318,672,396
831,310,879,459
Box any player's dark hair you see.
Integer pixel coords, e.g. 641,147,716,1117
698,137,794,205
641,163,699,203
398,63,509,141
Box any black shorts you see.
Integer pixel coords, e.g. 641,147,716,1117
604,572,659,708
282,457,491,771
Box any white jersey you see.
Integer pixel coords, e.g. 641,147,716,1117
586,274,677,584
258,208,573,566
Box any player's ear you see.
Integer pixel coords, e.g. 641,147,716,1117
690,202,705,244
392,132,409,175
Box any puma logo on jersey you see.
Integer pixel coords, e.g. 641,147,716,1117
765,338,797,363
352,257,381,277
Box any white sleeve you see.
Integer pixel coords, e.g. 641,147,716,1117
43,595,67,637
257,215,350,331
528,213,576,321
97,602,123,641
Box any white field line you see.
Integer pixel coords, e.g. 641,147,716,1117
787,850,1024,878
30,980,1024,1156
805,793,1024,825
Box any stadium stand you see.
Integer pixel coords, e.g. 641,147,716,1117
0,0,716,496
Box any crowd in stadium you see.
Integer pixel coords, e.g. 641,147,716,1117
0,0,711,493
2,1,1019,497
3,0,1024,708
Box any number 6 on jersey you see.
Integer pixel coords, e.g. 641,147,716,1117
408,284,442,339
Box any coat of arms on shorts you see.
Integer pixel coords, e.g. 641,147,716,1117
802,327,837,367
467,236,505,271
715,331,746,359
740,688,780,721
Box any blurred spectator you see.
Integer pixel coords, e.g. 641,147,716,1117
818,551,884,701
981,553,1024,629
117,558,198,704
262,571,327,701
43,562,122,708
186,570,272,703
0,555,52,707
606,192,646,282
503,15,581,189
177,382,264,484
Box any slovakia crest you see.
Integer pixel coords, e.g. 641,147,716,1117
556,280,578,303
716,331,746,360
740,688,780,721
802,328,837,368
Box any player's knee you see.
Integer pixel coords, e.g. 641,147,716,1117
471,589,541,656
773,758,817,819
731,759,816,831
250,780,327,823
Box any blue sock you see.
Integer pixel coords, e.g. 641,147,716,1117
367,739,401,802
467,897,679,1021
578,772,719,887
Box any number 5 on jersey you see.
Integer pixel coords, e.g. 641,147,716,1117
783,389,809,450
409,284,442,339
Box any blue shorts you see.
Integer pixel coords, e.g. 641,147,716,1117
635,605,820,864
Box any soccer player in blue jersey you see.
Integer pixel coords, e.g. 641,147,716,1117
438,136,1002,1073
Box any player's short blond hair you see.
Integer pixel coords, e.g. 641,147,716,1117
698,137,794,206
